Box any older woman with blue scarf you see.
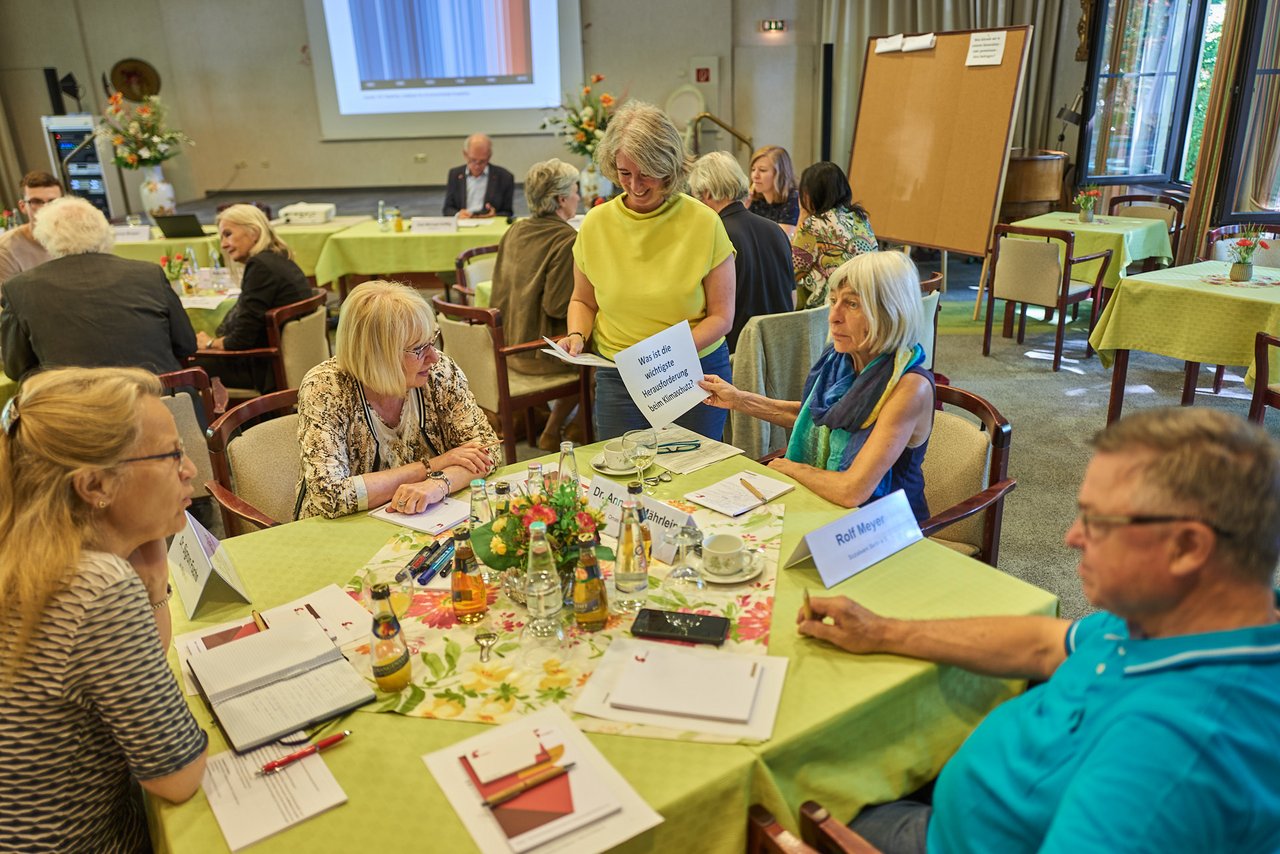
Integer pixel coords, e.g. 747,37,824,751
699,251,933,518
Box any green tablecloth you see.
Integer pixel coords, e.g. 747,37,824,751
112,218,369,278
1088,260,1280,384
150,446,1056,853
1012,212,1174,289
474,278,492,308
312,219,509,287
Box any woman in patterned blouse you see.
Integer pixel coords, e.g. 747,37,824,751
0,367,208,852
791,161,877,310
295,280,498,519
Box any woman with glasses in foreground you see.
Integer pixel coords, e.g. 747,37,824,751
296,280,497,519
0,367,208,851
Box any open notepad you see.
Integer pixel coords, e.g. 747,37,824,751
369,496,469,536
683,471,794,517
187,618,374,753
609,644,763,723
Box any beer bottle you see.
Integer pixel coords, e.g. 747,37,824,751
573,533,608,631
450,526,488,624
370,582,411,692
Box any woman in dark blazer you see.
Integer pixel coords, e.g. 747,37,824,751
195,204,313,391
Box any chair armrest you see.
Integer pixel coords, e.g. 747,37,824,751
498,339,553,357
205,480,279,531
757,448,785,464
919,478,1017,538
1068,250,1111,265
799,801,882,854
193,346,280,360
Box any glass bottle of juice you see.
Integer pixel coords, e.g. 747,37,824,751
573,532,608,631
370,582,411,692
450,526,488,624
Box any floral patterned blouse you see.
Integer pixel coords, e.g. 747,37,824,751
295,357,498,519
791,206,878,310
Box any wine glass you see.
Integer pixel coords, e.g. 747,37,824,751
663,526,705,591
622,428,659,494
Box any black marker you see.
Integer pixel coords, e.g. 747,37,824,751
417,541,455,584
397,539,443,583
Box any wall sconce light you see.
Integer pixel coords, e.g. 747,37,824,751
760,19,786,32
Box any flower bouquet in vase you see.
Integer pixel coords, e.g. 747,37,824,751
1074,185,1101,222
158,253,188,295
470,477,611,607
97,93,193,223
1226,226,1271,282
541,73,622,205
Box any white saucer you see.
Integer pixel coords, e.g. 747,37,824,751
701,550,765,585
589,453,654,478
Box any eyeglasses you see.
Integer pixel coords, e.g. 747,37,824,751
120,439,186,469
1076,511,1233,540
404,330,443,359
23,197,54,208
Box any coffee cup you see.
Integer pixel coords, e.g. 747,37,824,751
702,533,748,576
602,440,629,471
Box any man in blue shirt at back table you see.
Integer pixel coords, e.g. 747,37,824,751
800,406,1280,853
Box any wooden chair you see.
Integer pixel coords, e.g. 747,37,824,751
450,244,499,305
982,224,1111,371
747,803,878,854
1249,332,1280,424
920,385,1016,566
1107,193,1185,261
157,367,216,506
205,389,300,536
192,289,329,411
430,295,593,465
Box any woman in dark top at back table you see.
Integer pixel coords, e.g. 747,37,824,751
194,204,313,392
744,145,800,235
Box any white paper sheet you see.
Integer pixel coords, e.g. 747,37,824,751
965,30,1007,66
653,424,743,475
203,739,347,852
902,33,936,52
683,471,794,517
574,639,789,742
612,321,706,429
260,583,371,648
369,496,469,536
609,644,762,723
875,33,904,53
540,337,616,368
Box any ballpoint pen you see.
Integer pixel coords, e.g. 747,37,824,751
483,762,576,808
258,730,352,776
397,539,444,583
418,541,455,584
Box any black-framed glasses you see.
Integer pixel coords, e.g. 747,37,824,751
1077,511,1233,540
404,329,443,359
120,439,186,469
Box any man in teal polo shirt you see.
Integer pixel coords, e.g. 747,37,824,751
801,407,1280,853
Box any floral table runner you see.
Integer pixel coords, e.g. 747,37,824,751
343,500,784,742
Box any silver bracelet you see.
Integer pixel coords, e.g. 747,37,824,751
150,583,172,612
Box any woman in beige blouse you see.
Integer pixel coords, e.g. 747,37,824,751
295,280,498,519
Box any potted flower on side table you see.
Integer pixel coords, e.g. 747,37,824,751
1227,226,1271,282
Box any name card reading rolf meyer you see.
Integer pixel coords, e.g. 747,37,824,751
613,320,706,429
785,490,922,588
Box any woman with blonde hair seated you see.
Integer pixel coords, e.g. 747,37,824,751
490,157,581,449
0,367,208,850
699,251,933,517
745,145,800,232
194,203,313,392
296,280,498,519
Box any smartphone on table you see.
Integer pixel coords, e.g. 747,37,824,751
630,608,730,646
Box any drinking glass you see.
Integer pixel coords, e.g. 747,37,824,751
663,526,705,591
622,429,659,494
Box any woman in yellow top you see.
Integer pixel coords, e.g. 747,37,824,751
562,101,737,440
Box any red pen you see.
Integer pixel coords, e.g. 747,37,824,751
257,730,352,776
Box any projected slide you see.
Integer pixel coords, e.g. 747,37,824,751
353,0,532,88
324,0,563,115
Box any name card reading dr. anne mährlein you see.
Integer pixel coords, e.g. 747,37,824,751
784,490,922,588
612,320,706,429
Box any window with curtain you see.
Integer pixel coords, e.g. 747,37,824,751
1081,0,1222,185
1220,0,1280,223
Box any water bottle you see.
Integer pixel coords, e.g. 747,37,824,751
556,441,580,495
377,199,388,231
526,462,545,498
612,499,649,613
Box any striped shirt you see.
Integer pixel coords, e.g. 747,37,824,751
0,551,207,853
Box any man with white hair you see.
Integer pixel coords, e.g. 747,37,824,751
804,406,1280,853
0,197,196,380
0,171,63,288
442,133,514,218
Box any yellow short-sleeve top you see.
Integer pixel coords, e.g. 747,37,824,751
573,192,735,359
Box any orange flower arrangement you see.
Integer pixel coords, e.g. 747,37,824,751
541,73,622,158
1073,185,1102,212
1228,226,1273,265
97,93,192,170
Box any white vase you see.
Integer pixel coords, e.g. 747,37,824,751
138,164,176,224
580,162,612,207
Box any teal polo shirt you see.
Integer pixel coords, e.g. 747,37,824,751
928,608,1280,852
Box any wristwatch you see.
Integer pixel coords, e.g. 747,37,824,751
428,469,451,500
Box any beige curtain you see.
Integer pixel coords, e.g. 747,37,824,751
0,91,23,213
1237,2,1280,212
820,0,1067,167
1178,0,1252,264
